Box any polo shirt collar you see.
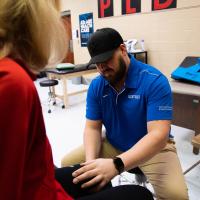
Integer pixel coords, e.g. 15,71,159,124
125,54,139,89
103,54,139,88
104,78,109,86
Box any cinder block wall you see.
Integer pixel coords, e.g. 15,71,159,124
61,0,200,78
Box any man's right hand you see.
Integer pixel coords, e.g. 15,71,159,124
72,158,118,192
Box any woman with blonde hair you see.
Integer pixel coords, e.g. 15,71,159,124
0,0,153,199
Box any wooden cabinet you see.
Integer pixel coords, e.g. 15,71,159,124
170,80,200,154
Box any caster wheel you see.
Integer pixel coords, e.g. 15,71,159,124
53,101,56,105
62,105,65,109
48,109,51,113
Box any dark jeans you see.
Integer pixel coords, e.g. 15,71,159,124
55,164,153,200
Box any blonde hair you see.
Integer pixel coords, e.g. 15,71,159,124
0,0,68,71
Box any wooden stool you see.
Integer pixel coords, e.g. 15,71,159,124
192,134,200,149
183,134,200,175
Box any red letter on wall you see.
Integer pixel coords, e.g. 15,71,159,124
152,0,177,11
126,0,136,14
98,0,113,18
122,0,141,15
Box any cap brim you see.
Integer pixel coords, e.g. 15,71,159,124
88,49,115,65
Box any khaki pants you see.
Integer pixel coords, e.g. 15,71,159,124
61,139,188,200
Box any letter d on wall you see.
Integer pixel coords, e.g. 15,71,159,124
98,0,113,18
152,0,177,11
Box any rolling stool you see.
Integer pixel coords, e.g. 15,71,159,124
39,79,58,113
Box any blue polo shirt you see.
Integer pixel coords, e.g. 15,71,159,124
86,55,173,151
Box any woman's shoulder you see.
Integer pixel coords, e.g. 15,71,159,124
0,57,37,95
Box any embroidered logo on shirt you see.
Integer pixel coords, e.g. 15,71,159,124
128,95,140,99
103,94,109,98
159,106,172,111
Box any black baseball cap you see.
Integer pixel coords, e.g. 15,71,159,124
87,28,124,65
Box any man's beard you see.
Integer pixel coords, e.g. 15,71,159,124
104,56,126,86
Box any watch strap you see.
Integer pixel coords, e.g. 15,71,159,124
113,157,124,174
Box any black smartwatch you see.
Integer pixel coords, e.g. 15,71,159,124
113,157,125,174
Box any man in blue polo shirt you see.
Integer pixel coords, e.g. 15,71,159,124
62,28,188,200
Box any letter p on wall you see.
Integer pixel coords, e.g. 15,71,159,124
98,0,113,18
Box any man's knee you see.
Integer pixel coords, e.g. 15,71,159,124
61,146,85,167
61,154,75,167
157,182,188,200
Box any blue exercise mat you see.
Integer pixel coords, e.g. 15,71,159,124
171,57,200,84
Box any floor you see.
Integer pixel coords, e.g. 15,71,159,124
35,78,200,200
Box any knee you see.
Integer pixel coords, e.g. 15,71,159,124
61,153,79,167
61,156,70,167
166,189,188,200
61,148,85,167
158,183,188,200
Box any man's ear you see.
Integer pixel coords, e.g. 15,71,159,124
119,44,127,56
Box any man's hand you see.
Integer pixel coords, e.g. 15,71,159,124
72,158,118,192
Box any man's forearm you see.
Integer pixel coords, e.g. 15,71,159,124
84,129,102,161
119,130,168,171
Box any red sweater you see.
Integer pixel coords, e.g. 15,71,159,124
0,58,73,200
